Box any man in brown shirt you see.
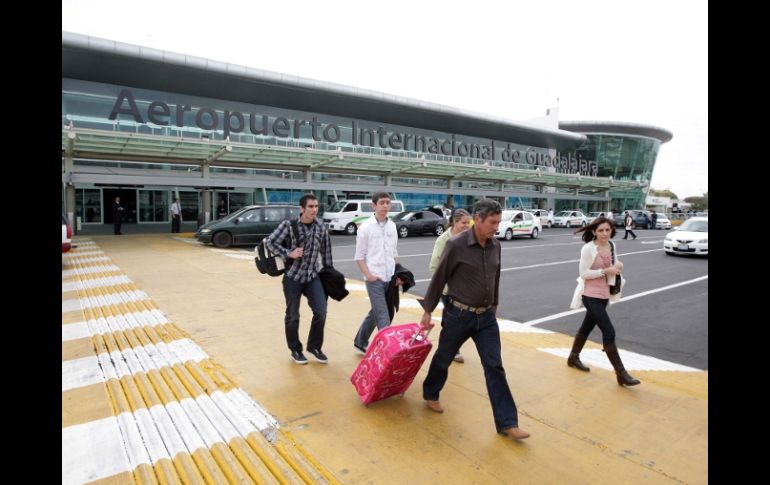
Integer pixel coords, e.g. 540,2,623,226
419,199,530,440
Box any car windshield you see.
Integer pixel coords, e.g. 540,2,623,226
678,219,708,232
392,211,415,221
556,211,572,217
328,201,347,212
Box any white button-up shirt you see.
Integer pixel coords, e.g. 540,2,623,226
354,214,398,281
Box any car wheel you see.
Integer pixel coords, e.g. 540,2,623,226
565,221,571,228
434,224,444,236
530,227,539,239
345,223,357,235
398,225,409,238
505,229,513,240
212,231,232,248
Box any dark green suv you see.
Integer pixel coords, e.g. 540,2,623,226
195,205,300,248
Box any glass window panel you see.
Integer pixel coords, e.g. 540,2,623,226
138,190,169,222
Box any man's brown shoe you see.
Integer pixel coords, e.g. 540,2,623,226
425,400,444,413
499,427,530,440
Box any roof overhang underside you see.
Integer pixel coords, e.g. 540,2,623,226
63,128,644,193
62,32,586,152
559,121,673,143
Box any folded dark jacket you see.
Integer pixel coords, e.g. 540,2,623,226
385,263,416,321
319,266,349,301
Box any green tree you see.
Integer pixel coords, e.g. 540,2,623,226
684,191,708,211
649,188,679,199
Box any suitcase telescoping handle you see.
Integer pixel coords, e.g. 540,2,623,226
409,326,432,345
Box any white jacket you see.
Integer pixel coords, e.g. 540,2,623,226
569,240,625,309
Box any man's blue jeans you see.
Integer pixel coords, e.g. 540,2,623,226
282,275,327,352
423,305,520,432
354,279,391,349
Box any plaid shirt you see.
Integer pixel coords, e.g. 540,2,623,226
265,217,333,283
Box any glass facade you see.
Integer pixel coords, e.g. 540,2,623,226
571,134,661,212
62,77,669,230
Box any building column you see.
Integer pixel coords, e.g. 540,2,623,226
64,148,76,232
201,162,211,223
385,174,392,186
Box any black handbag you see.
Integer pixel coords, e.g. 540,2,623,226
609,241,622,295
255,219,298,277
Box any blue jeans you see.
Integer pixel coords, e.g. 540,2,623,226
354,279,391,349
578,295,616,346
423,305,519,432
282,275,327,352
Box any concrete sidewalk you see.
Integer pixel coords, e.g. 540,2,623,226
62,233,707,484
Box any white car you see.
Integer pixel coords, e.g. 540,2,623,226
655,214,672,230
663,217,707,256
585,212,607,224
528,209,550,228
552,210,587,228
62,212,72,253
495,210,542,240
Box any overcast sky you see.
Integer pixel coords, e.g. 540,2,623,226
62,0,707,199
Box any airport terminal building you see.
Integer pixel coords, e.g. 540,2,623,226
62,31,672,231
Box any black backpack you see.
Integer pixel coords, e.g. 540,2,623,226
255,219,299,276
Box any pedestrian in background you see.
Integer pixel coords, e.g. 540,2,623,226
170,197,181,233
650,210,658,229
419,199,530,440
429,208,472,364
568,216,640,386
112,196,124,235
217,199,227,219
622,211,637,240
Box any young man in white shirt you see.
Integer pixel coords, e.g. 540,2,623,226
170,198,181,233
353,192,402,354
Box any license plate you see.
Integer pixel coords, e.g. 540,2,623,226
677,244,689,251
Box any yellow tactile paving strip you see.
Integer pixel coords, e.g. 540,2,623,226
62,239,341,485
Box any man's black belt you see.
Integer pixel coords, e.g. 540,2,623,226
447,297,492,314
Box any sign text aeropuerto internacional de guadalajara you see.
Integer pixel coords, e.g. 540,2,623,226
109,88,597,175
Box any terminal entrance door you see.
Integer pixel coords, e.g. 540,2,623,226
103,189,137,224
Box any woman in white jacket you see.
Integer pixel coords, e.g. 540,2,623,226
568,216,640,386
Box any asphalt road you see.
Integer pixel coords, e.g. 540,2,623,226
324,227,708,370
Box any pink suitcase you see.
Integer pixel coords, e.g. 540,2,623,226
350,323,432,405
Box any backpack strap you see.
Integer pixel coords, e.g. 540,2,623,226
289,218,300,247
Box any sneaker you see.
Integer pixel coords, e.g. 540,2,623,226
425,400,444,413
453,352,465,364
290,350,308,365
307,348,328,363
353,343,368,356
499,426,530,440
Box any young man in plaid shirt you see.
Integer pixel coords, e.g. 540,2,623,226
265,194,333,364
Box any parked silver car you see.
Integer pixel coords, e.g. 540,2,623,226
655,214,672,230
552,210,587,228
